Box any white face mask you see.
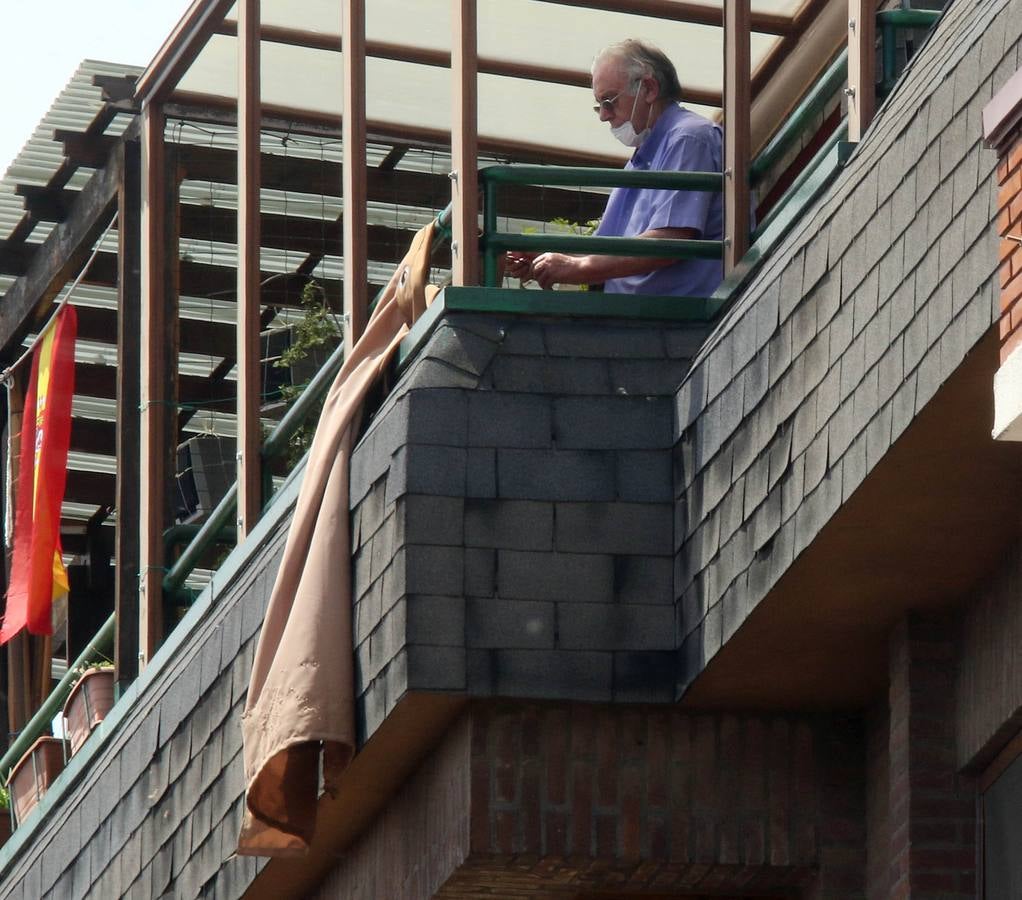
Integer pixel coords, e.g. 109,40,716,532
610,88,650,148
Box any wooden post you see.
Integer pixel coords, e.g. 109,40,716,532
724,0,751,274
115,138,142,691
139,104,180,668
237,0,262,539
451,0,479,286
343,0,368,353
847,0,876,141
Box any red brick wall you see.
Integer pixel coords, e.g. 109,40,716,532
997,125,1022,364
312,702,867,899
453,703,863,897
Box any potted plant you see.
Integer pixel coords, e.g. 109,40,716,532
62,660,115,756
6,736,67,825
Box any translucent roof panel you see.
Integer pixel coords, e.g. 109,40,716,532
234,0,814,33
184,0,800,161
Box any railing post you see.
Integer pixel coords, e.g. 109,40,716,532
115,138,142,690
847,0,876,141
451,0,479,286
724,0,752,272
139,103,179,668
237,0,262,539
343,0,368,351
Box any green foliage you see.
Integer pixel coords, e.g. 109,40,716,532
67,654,114,689
275,281,342,370
274,280,343,467
0,785,8,812
549,216,600,236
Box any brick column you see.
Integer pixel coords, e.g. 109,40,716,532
985,67,1022,438
886,614,975,899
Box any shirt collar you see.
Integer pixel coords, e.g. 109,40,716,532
630,103,681,169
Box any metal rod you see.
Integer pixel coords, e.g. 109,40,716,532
750,49,848,184
483,232,723,259
480,165,722,191
260,343,345,461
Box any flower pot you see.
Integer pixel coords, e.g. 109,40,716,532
63,667,115,756
7,736,67,826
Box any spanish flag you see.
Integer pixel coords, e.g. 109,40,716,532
0,305,77,643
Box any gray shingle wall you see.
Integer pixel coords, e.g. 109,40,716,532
674,0,1021,691
0,521,288,899
350,313,709,733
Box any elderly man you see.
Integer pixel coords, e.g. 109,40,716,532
507,39,724,297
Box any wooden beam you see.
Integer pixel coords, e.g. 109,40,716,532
75,363,233,411
237,0,262,538
75,304,236,360
134,0,236,105
138,105,180,667
847,0,876,141
73,252,345,309
451,0,479,287
65,470,117,508
14,185,75,223
534,0,793,35
71,418,117,456
115,139,142,689
166,92,628,168
724,0,752,273
0,147,122,358
176,140,607,220
343,0,368,351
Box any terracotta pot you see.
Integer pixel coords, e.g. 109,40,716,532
7,736,66,826
63,667,115,756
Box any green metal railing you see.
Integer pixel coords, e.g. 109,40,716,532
879,8,941,94
480,167,724,286
751,49,849,186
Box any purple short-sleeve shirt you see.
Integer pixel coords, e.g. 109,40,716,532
595,104,724,297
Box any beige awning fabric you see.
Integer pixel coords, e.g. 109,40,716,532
237,222,438,856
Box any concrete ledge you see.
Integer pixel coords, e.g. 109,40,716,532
993,342,1022,439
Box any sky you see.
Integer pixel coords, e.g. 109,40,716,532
0,1,196,175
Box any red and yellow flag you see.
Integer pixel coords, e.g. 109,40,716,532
0,305,77,643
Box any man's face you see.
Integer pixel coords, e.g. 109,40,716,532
592,58,642,128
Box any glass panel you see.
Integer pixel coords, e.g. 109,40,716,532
227,0,782,93
985,753,1022,898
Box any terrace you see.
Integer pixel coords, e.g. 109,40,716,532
3,0,1012,897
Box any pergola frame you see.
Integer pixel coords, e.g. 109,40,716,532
0,0,884,684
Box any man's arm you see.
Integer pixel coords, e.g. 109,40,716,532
525,226,698,289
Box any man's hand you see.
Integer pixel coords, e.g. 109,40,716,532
529,252,587,289
503,251,538,281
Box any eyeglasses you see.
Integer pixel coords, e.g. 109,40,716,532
592,90,625,115
592,78,642,115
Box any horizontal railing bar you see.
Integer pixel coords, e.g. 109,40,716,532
162,485,238,596
751,49,848,184
483,232,723,260
481,165,722,191
876,9,941,27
